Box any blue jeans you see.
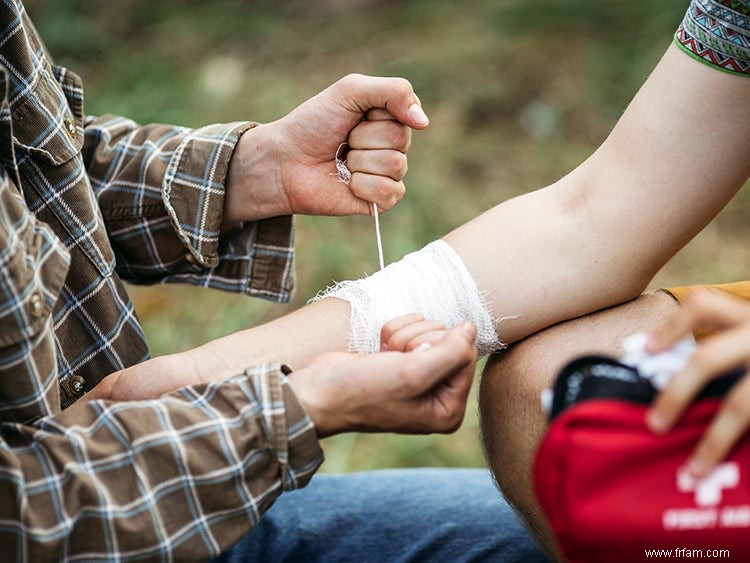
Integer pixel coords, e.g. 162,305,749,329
214,468,549,562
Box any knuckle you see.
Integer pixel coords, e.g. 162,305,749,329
398,76,413,90
340,72,364,86
381,316,403,336
390,334,410,352
386,182,406,209
385,151,401,171
388,124,410,150
391,76,413,96
374,178,398,208
380,323,395,342
388,152,408,178
375,176,393,197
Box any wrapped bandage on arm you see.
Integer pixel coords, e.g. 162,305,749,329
311,240,504,355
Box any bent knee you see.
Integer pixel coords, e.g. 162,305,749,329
479,338,556,479
480,333,560,414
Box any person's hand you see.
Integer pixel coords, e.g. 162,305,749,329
379,313,447,352
288,321,477,437
224,74,429,224
645,290,750,478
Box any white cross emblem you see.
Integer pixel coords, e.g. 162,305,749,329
677,462,740,507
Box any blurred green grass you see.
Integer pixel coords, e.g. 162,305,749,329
27,0,750,472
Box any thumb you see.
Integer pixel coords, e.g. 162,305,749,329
332,74,429,129
410,322,478,389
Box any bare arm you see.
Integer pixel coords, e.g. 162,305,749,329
449,44,750,343
95,44,750,400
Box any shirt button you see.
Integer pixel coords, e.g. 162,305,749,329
65,118,77,138
29,292,44,317
71,375,86,395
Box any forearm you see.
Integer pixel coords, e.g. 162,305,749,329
88,298,351,402
187,298,351,375
448,43,750,343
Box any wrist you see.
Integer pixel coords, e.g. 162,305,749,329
224,122,291,225
288,368,342,439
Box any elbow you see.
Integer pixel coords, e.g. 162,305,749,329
550,177,657,312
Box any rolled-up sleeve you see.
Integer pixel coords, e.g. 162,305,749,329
0,363,323,560
675,0,750,76
0,167,70,423
83,115,295,302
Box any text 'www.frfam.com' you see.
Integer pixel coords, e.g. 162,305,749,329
644,548,730,558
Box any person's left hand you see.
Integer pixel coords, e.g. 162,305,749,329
645,289,750,478
224,74,429,224
288,321,477,437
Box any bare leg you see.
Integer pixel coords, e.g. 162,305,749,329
479,290,680,559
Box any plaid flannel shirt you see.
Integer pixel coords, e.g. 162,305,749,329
0,1,322,559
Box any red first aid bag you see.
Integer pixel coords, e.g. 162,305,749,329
533,356,749,562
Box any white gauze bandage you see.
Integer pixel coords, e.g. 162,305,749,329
311,240,503,355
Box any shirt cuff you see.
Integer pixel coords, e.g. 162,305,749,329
162,122,296,302
245,363,324,492
163,121,255,268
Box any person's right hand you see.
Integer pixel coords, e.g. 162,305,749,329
288,321,477,438
646,290,750,478
224,74,428,224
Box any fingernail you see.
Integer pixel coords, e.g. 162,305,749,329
408,103,429,126
412,342,432,353
646,411,667,434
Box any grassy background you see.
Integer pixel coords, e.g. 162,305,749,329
27,0,750,472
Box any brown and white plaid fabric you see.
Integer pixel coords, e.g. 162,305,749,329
0,1,322,558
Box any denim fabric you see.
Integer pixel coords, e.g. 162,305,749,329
215,468,549,563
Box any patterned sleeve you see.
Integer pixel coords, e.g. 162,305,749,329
0,363,323,560
675,0,750,75
83,115,295,302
